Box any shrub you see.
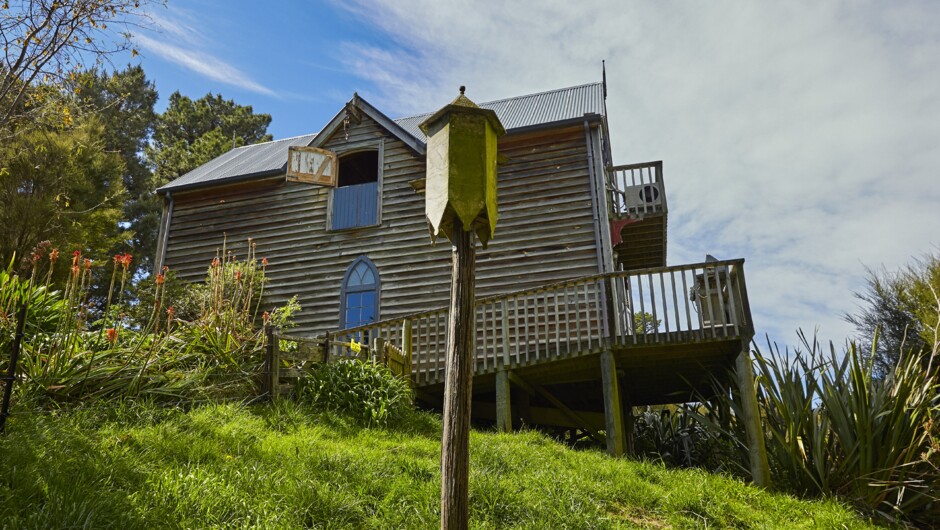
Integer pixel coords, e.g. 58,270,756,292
692,325,940,526
632,406,740,474
297,360,412,427
3,239,298,405
751,332,939,525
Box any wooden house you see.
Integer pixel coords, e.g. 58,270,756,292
155,82,769,485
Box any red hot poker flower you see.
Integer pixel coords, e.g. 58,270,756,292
155,273,165,286
106,328,118,343
49,248,59,263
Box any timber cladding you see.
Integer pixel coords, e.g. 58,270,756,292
163,115,601,336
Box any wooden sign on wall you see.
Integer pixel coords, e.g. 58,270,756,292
287,146,338,187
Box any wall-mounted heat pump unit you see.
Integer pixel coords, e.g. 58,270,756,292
623,183,662,210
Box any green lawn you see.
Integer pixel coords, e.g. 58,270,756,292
0,402,881,529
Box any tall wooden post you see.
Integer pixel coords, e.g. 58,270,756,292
440,229,476,529
420,87,505,530
736,344,771,488
495,369,512,433
600,350,625,456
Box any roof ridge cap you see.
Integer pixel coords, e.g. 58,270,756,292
393,81,602,122
232,131,319,150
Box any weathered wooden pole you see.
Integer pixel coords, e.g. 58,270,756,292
736,343,772,488
419,87,505,530
0,303,28,434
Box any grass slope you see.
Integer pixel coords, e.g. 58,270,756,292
0,402,880,529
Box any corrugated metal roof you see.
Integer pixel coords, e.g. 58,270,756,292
157,133,317,192
159,82,604,193
396,82,605,140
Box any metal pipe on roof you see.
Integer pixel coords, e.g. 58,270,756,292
584,119,610,339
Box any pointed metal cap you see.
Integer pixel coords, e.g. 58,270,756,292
418,87,505,137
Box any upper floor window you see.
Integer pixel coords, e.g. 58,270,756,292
330,149,381,230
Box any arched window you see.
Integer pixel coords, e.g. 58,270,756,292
339,256,380,328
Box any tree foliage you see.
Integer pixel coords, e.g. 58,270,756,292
0,111,128,263
0,0,155,133
147,91,272,186
69,64,157,269
134,92,271,270
845,253,940,376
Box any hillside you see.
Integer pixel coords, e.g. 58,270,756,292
0,402,880,529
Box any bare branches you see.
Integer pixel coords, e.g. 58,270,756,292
0,0,156,131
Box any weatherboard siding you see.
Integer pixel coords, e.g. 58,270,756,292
163,116,601,336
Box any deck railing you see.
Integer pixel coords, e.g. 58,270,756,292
330,259,751,387
606,161,666,220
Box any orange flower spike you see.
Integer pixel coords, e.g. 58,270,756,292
155,273,165,286
83,258,92,269
262,311,270,323
235,270,243,282
72,250,81,266
261,257,268,267
71,265,80,276
212,257,221,269
49,248,59,263
106,328,118,343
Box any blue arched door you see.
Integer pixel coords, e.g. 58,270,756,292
339,256,379,328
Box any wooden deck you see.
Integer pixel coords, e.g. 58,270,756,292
271,258,768,482
324,258,753,411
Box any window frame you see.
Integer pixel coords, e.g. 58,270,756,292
337,255,381,329
326,139,384,231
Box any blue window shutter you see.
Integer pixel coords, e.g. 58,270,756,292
332,182,378,230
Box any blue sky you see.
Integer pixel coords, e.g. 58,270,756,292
126,0,940,347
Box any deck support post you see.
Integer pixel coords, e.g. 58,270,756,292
495,369,512,433
735,344,771,488
600,350,625,457
619,378,635,457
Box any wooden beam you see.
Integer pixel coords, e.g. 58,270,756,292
495,369,512,433
506,371,604,444
735,344,771,488
471,402,605,432
600,350,625,456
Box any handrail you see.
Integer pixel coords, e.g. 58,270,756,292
326,260,753,387
606,160,666,220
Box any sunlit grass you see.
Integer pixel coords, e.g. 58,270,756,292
0,401,881,529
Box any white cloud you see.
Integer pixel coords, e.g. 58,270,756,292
135,8,276,97
337,0,940,344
